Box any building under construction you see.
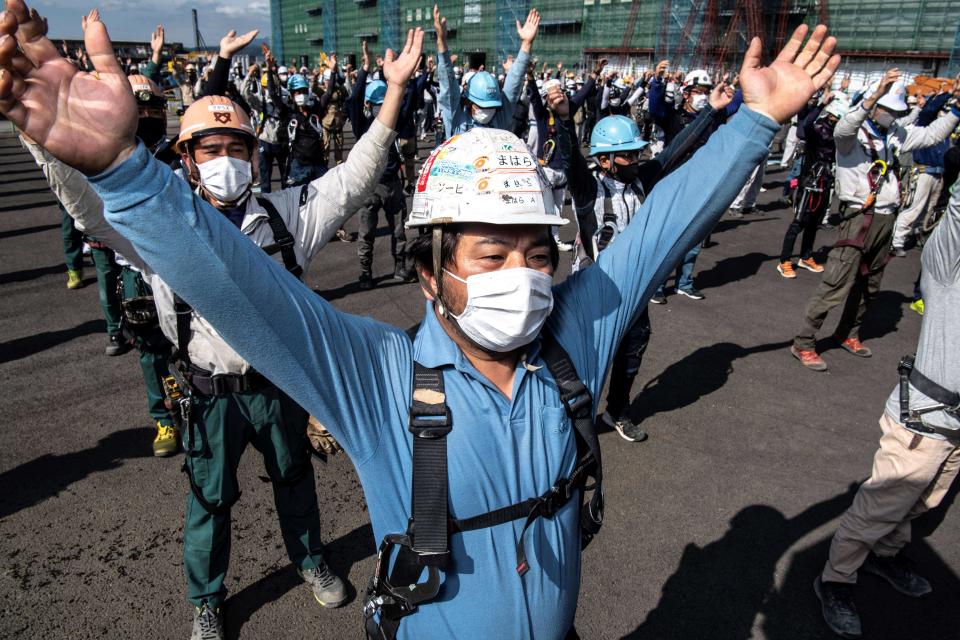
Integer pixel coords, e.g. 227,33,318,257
272,0,959,80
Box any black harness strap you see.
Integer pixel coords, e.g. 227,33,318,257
898,354,960,437
256,195,304,279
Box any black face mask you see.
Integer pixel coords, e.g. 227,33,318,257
136,117,167,148
611,160,640,184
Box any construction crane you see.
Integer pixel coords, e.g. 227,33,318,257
192,9,207,50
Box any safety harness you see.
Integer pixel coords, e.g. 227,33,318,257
898,354,960,438
362,333,603,640
175,187,309,515
585,178,646,260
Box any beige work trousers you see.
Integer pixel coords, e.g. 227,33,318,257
822,412,960,584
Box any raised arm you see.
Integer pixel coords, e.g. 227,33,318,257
548,26,840,394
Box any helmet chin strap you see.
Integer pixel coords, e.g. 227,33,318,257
431,227,448,318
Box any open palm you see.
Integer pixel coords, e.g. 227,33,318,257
0,1,137,175
381,28,425,86
739,24,840,124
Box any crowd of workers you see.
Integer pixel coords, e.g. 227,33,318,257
1,1,958,638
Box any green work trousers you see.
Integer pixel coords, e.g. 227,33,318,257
182,385,323,609
89,245,123,337
794,212,896,351
120,267,174,426
60,206,84,271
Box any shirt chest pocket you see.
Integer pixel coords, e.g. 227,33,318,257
541,406,571,435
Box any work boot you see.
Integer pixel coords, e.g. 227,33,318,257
392,260,415,283
676,286,705,300
837,336,871,358
298,560,347,608
105,333,131,357
602,412,649,443
153,421,179,458
861,552,932,597
777,261,797,279
66,268,84,290
814,576,862,639
791,345,827,372
190,604,225,640
358,271,374,290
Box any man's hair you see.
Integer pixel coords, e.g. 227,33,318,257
407,225,560,276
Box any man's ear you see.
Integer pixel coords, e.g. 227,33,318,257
415,263,436,302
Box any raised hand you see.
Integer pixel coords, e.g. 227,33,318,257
219,28,259,60
655,59,669,79
325,53,338,71
517,9,540,51
593,57,607,77
150,24,164,60
381,28,425,87
433,4,448,52
546,84,569,119
0,2,138,176
502,54,513,73
709,81,735,110
738,24,840,124
361,40,370,71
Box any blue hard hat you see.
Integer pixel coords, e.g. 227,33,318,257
465,71,502,108
589,115,648,156
287,74,309,92
364,80,387,105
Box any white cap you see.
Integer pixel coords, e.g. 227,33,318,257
407,128,566,228
278,66,288,74
822,95,850,120
683,69,712,90
869,80,909,113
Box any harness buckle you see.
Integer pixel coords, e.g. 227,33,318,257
541,477,572,518
368,533,442,617
408,408,453,438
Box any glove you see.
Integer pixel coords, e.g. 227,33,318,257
307,415,343,456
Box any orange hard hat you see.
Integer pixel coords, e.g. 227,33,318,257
175,95,257,153
128,74,165,107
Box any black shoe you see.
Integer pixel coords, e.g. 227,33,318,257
650,291,667,305
676,287,705,300
358,272,374,290
861,552,932,598
602,412,649,442
404,183,415,197
813,576,862,638
105,333,131,357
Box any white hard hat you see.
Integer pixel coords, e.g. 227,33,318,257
869,80,908,113
407,128,566,228
277,66,288,74
683,69,712,90
822,96,850,120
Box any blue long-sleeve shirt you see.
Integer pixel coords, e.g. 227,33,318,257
912,92,952,172
92,107,777,640
437,49,530,135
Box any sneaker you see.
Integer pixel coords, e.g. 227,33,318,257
66,269,85,290
556,240,574,252
153,422,179,458
909,299,924,316
728,208,744,219
105,333,131,357
650,291,667,305
299,561,347,608
791,345,827,371
741,207,756,215
358,272,374,290
890,246,907,258
777,261,797,279
798,257,824,273
602,412,649,443
813,576,862,639
861,552,932,598
837,336,871,358
191,604,225,640
676,287,705,300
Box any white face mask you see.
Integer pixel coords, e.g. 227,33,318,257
196,155,252,204
690,93,709,112
442,267,554,353
473,106,496,125
293,93,307,106
873,110,895,131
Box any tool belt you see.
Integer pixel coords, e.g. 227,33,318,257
363,334,603,640
185,365,270,396
120,295,160,338
898,354,960,438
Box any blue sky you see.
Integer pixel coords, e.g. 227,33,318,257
5,0,270,46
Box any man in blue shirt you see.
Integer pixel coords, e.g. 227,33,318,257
433,3,539,136
0,4,840,637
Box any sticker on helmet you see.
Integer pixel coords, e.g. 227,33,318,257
208,104,233,113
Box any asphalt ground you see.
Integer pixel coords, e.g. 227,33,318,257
0,117,957,640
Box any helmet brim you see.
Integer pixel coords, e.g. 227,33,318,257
589,139,649,156
406,213,569,228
